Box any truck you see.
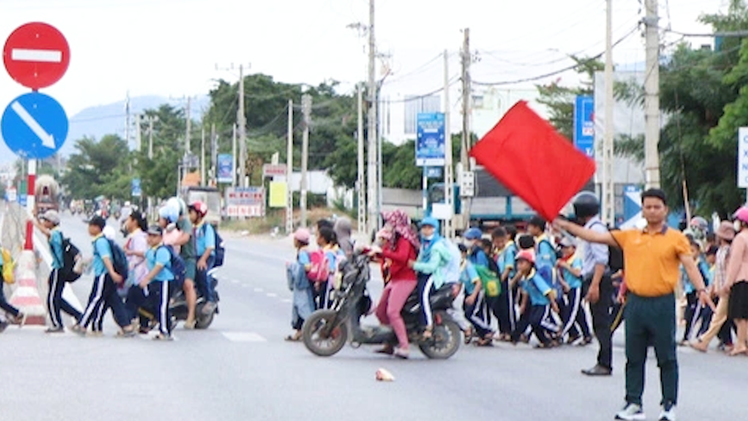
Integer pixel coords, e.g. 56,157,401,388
426,167,595,229
181,186,222,226
34,175,60,216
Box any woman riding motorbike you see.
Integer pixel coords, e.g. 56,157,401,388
368,210,420,359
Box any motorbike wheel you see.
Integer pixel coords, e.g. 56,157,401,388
195,311,214,329
302,310,348,357
418,318,461,359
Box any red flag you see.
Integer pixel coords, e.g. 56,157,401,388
469,101,596,221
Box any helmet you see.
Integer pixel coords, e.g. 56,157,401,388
188,200,208,218
158,203,180,223
572,191,600,219
464,227,483,240
734,207,748,224
690,216,709,232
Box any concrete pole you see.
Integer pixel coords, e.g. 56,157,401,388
443,50,454,239
286,99,294,234
357,84,366,234
366,0,378,235
644,0,661,189
300,94,312,228
238,65,247,188
602,0,615,225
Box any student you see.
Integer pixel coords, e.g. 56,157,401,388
463,228,495,345
410,217,452,339
189,201,217,315
681,240,709,344
139,225,175,340
286,228,315,342
313,226,338,310
509,250,559,348
458,244,492,346
493,226,518,341
33,210,75,333
0,247,23,331
556,237,591,344
693,221,736,352
72,216,135,337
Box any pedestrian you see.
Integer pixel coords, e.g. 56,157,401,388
680,240,711,344
34,210,77,332
123,210,149,297
492,226,518,341
723,206,748,356
369,210,419,359
285,228,314,342
139,225,175,340
158,198,199,328
554,188,712,421
410,217,452,340
509,250,559,348
463,227,496,345
692,221,736,352
313,226,339,310
568,192,613,375
556,237,591,344
189,201,217,314
334,217,355,260
458,243,493,346
72,216,136,337
0,249,23,331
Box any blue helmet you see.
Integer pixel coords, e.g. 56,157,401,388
420,217,439,229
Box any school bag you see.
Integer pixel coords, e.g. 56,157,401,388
159,245,186,287
202,224,225,267
1,247,15,284
307,249,330,282
442,240,463,284
102,238,129,279
60,238,82,282
476,265,501,297
590,221,624,273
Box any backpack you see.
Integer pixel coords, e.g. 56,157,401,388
475,265,501,297
202,224,225,267
307,249,330,282
60,238,82,282
591,221,624,272
442,240,462,284
1,247,14,284
160,245,186,286
98,238,128,279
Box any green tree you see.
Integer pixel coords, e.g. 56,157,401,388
134,104,187,200
61,135,131,199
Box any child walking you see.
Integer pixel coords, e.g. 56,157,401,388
510,250,559,348
286,228,315,342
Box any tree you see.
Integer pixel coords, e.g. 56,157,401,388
61,135,131,199
134,104,187,200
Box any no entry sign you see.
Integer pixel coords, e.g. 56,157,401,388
3,22,70,90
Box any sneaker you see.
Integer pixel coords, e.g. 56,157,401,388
659,403,676,421
615,403,646,421
153,333,173,341
45,326,65,334
71,325,87,336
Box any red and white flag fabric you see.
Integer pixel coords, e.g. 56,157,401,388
469,101,596,221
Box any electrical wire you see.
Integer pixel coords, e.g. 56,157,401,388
473,24,640,86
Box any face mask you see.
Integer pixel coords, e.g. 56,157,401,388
735,220,741,232
424,234,434,241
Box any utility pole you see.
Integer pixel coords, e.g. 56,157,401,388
357,84,366,234
200,126,206,185
135,114,142,152
644,0,661,189
147,115,156,218
125,91,130,148
602,0,615,225
460,28,471,168
238,64,247,188
366,0,378,235
286,99,294,234
300,94,312,228
232,124,238,187
185,96,192,155
443,49,454,239
211,124,217,187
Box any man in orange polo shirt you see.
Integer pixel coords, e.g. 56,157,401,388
554,188,712,421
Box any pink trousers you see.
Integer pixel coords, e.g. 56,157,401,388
376,280,417,349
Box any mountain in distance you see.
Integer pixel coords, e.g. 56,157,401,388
0,95,210,165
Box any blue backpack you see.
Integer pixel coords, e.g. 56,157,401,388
96,238,128,279
201,224,225,267
160,245,186,287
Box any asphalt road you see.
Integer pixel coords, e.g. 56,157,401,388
0,210,745,421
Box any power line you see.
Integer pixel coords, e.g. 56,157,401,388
473,25,640,87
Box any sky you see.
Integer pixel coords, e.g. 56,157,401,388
0,0,732,120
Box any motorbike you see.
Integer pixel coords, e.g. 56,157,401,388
169,268,220,329
302,252,462,359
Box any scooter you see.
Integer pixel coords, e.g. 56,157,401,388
302,252,462,359
170,269,220,329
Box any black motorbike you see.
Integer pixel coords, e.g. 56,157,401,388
302,252,462,359
170,268,220,329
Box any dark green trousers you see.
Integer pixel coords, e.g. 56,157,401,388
624,293,678,406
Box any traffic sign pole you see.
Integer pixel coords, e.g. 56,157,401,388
24,159,36,250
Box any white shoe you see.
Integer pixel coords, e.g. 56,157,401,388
659,403,676,421
615,403,646,421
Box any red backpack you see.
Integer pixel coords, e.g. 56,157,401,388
307,249,330,282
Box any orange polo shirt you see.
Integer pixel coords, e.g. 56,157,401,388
611,226,691,297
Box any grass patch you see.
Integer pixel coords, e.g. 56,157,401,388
220,207,349,234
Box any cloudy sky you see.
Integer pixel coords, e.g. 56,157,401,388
0,0,730,121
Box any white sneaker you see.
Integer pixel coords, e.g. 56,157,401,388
615,403,646,421
659,403,676,421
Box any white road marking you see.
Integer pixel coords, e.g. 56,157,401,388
11,48,62,63
281,298,292,303
11,101,56,148
231,279,239,284
222,332,267,343
254,288,263,292
266,293,278,298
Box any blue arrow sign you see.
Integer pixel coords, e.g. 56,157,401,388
1,92,68,160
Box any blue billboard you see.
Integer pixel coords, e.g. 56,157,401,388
217,154,233,184
416,112,445,167
573,96,594,158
